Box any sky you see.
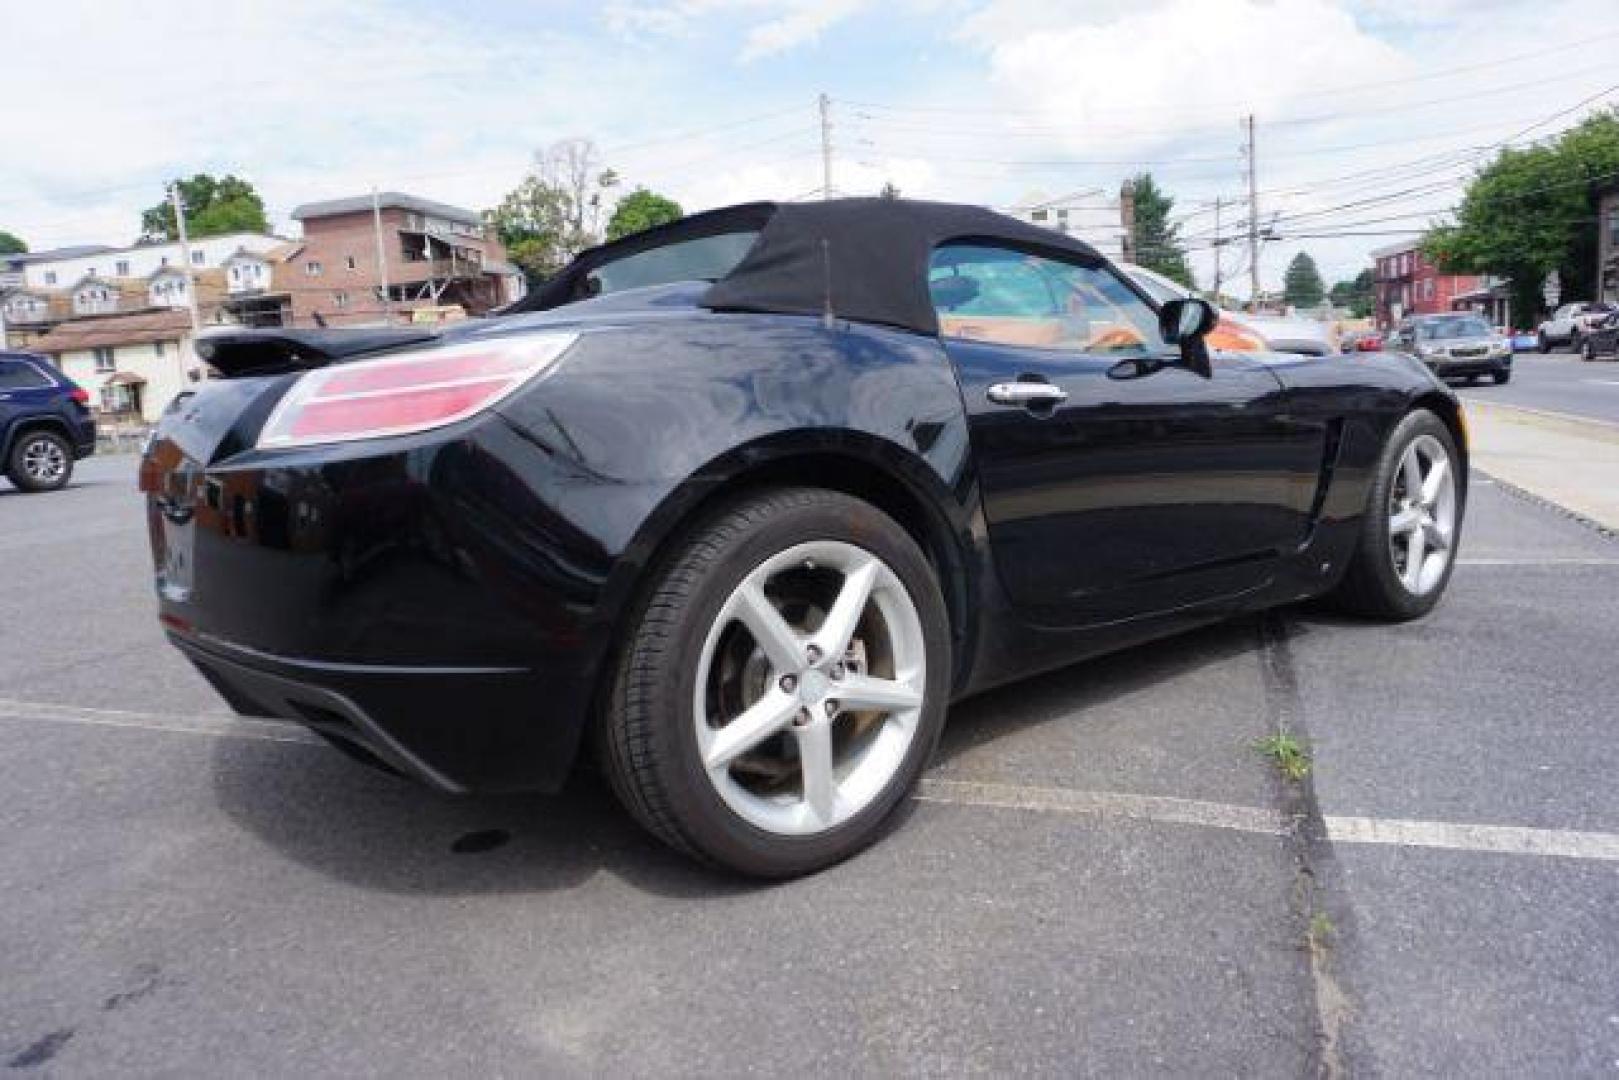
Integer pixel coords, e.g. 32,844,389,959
3,0,1617,298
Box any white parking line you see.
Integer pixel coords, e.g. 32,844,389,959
5,699,1618,864
918,778,1288,835
1323,814,1619,862
1457,558,1619,566
0,698,321,746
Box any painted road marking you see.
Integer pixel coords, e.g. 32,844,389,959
918,778,1287,835
0,698,321,745
1458,558,1619,566
7,700,1618,864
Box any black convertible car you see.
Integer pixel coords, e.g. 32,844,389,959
142,199,1466,877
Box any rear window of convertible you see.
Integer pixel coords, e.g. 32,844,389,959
585,230,760,296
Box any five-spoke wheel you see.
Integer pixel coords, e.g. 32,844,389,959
600,487,949,878
1331,408,1464,620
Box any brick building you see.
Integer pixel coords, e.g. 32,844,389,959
1370,239,1484,330
286,193,525,327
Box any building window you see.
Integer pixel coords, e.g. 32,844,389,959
345,255,357,270
190,250,205,266
154,341,166,358
1031,209,1047,222
44,271,57,285
306,261,322,277
1422,279,1434,301
93,347,115,373
333,291,349,308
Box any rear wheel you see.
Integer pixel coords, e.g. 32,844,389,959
1538,333,1551,353
1582,340,1597,362
1328,409,1462,620
5,430,73,492
599,487,950,878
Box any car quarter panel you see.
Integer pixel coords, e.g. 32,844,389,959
145,312,979,792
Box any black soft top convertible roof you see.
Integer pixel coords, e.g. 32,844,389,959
510,197,1107,335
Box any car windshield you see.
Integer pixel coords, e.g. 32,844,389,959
1415,316,1491,340
583,230,760,296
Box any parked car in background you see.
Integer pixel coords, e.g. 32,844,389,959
1537,301,1613,351
1118,263,1337,355
0,350,97,492
1391,313,1512,384
1509,328,1539,352
1340,330,1383,353
1578,311,1619,361
141,199,1468,877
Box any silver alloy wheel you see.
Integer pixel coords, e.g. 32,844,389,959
1387,433,1457,596
693,539,927,837
21,437,67,485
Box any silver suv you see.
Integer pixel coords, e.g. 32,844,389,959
1392,313,1512,385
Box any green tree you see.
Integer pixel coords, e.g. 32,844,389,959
141,174,268,242
1283,251,1326,308
0,230,26,255
1427,109,1619,321
485,175,572,283
606,187,683,241
1328,268,1374,317
486,138,620,283
1125,173,1194,288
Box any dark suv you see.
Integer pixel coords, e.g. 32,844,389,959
0,351,96,492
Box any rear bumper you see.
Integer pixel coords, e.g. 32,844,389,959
144,417,625,793
171,631,562,791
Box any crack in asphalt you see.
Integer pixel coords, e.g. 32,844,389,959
1257,612,1355,1080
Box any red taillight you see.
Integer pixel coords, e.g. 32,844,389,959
69,387,91,404
256,333,577,449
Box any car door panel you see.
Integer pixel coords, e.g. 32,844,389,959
926,243,1321,628
948,341,1320,624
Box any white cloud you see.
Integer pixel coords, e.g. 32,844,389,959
602,0,873,60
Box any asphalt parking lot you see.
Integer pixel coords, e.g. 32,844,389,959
4,456,1617,1076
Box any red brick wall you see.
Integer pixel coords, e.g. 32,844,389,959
284,208,509,328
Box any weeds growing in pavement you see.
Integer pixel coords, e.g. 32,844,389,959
1256,732,1312,781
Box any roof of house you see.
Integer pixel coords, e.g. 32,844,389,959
30,308,193,352
290,192,481,226
7,244,118,265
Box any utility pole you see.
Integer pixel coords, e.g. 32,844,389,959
1244,114,1260,306
819,92,833,200
169,181,203,342
1212,196,1224,300
371,187,393,324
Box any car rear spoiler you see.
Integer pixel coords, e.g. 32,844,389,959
194,327,439,378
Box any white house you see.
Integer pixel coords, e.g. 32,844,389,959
29,309,199,423
1004,189,1129,261
22,233,289,291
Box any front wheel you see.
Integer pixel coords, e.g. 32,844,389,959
600,487,951,878
6,430,74,492
1328,409,1463,620
1581,340,1597,362
1538,333,1551,353
1493,367,1511,384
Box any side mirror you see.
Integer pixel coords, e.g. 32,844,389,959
1159,297,1218,378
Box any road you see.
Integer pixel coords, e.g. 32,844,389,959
1459,346,1619,425
3,457,1617,1075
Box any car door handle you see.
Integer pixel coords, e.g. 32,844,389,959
987,382,1068,407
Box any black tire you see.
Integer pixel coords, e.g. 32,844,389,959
599,487,951,878
1327,409,1463,621
5,429,73,493
1538,333,1551,353
1493,368,1511,385
1570,330,1583,353
1581,340,1597,362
